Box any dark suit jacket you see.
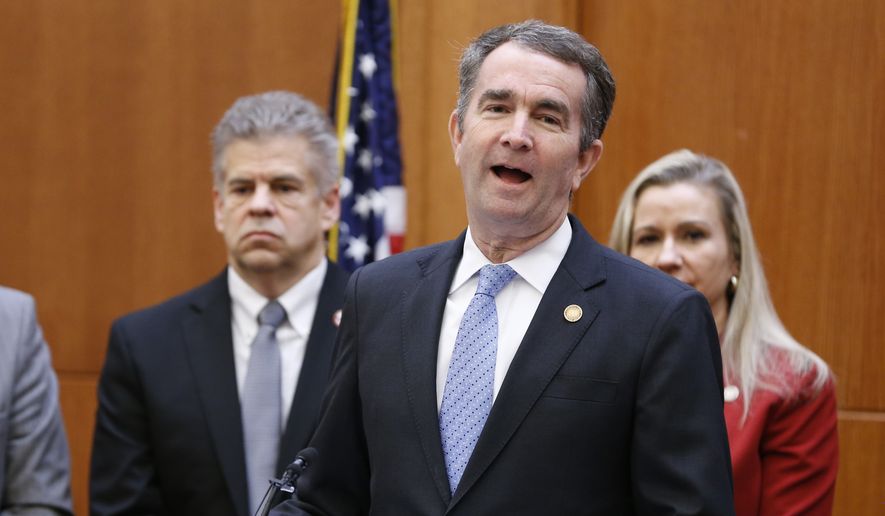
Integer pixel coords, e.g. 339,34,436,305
281,216,735,515
90,263,348,516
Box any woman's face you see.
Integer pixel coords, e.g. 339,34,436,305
629,182,738,333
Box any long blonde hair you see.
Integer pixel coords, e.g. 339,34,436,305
610,149,831,419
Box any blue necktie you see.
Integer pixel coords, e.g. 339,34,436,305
439,264,517,493
242,300,286,515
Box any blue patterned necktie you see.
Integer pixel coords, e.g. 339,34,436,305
439,263,518,493
242,300,287,515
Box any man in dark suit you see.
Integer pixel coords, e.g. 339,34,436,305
90,91,349,516
276,20,735,515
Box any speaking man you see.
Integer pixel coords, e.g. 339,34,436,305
277,21,734,515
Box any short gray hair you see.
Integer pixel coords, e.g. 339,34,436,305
455,20,616,152
211,91,338,194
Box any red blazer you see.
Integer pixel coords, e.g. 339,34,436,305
725,365,838,516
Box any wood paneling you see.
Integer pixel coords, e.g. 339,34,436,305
58,375,98,516
0,0,341,373
576,0,884,411
835,415,885,515
0,1,340,512
576,1,884,513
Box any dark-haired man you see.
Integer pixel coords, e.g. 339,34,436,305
280,20,734,515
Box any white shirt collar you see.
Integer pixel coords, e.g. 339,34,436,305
227,259,327,339
451,216,572,295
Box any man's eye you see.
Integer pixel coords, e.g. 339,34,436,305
230,186,252,195
486,105,507,113
539,115,561,126
275,184,298,193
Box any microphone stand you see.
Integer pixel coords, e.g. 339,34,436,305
254,449,314,516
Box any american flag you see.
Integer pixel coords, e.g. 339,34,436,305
329,0,405,272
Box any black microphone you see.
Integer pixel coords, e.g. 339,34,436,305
254,448,318,516
278,447,318,493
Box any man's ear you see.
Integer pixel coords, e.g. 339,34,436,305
572,139,604,191
212,188,225,233
448,110,463,166
320,184,341,232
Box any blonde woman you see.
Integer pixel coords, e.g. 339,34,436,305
610,149,838,515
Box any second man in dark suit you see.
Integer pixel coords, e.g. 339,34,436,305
90,91,348,516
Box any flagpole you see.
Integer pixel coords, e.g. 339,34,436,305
329,0,360,262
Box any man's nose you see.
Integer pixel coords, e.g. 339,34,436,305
654,238,682,274
248,184,276,215
499,114,533,150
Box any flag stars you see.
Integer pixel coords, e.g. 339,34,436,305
360,101,376,122
353,192,373,220
345,235,371,265
357,149,373,172
334,8,403,271
343,126,359,155
352,189,387,220
358,53,377,79
338,221,352,243
339,176,353,199
369,189,387,215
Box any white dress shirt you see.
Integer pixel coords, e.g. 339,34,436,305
228,260,327,423
436,217,572,409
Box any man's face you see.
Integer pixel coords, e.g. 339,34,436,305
449,42,603,239
213,135,339,284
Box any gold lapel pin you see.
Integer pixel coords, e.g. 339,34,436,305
563,304,583,323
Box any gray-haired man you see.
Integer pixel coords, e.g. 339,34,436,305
91,91,349,516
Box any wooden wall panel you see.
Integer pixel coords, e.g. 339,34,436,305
0,0,341,373
0,2,340,514
576,0,884,411
58,376,98,514
835,415,885,515
577,1,884,514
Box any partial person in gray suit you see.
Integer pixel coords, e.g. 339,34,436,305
0,286,73,515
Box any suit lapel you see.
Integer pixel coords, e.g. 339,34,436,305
181,272,250,516
400,235,465,505
279,263,348,471
450,217,607,507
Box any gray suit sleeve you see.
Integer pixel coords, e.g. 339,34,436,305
0,290,73,516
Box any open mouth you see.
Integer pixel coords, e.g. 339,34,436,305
491,165,532,184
